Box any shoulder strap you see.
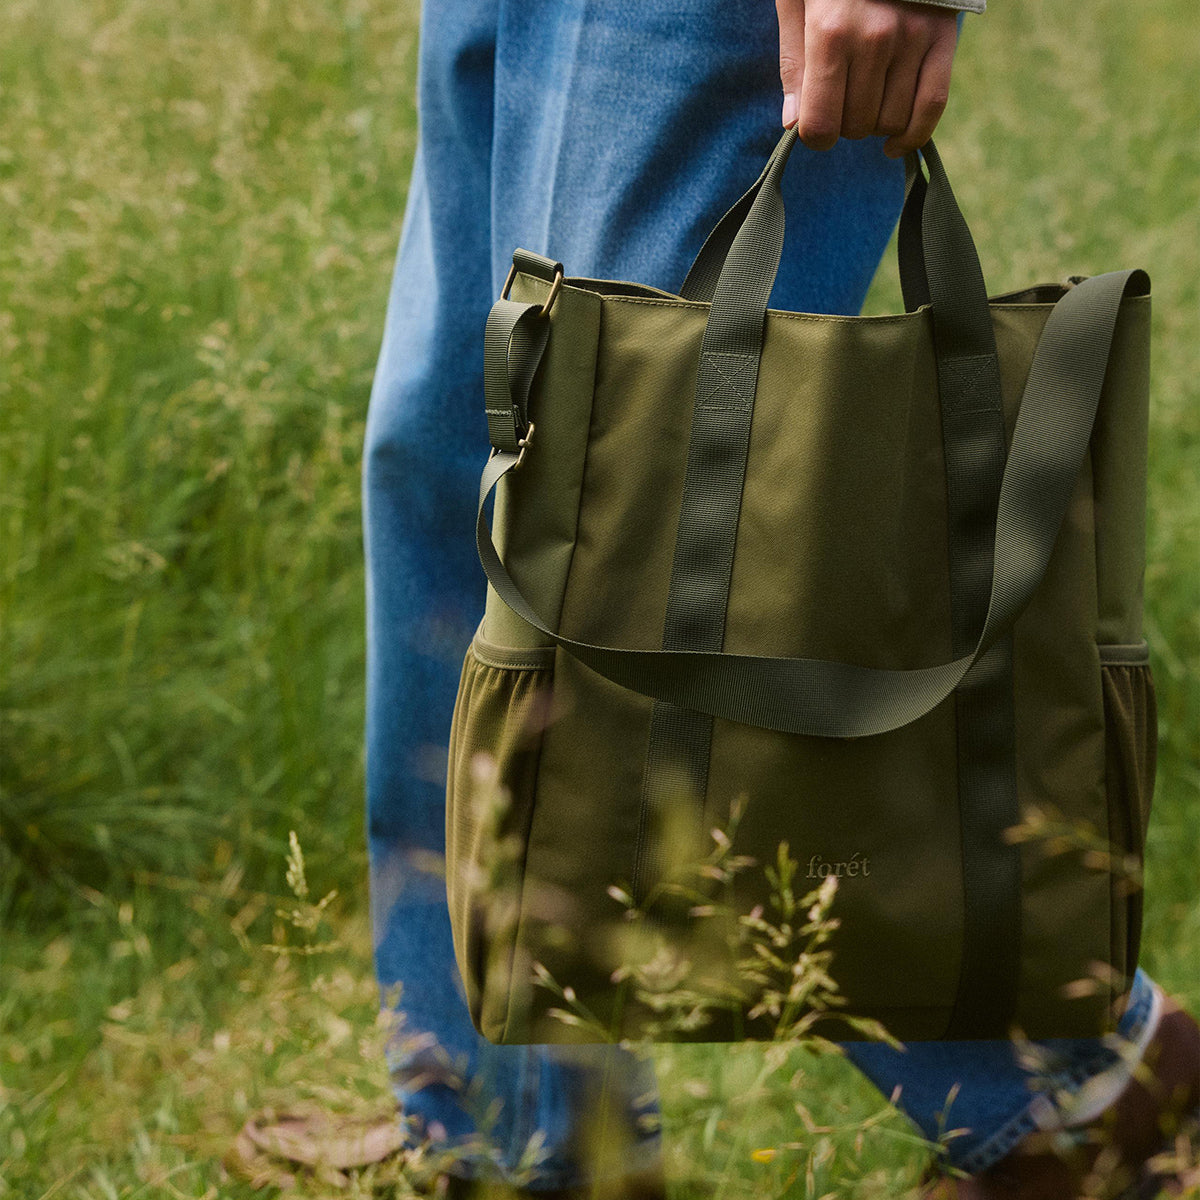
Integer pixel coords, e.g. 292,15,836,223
478,260,1146,1039
475,268,1148,739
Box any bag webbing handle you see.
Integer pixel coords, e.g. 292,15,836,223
683,133,936,311
674,129,1008,670
682,135,965,322
477,268,1149,739
678,133,795,303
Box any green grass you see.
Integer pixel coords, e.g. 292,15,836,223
2,0,1198,1196
0,0,420,910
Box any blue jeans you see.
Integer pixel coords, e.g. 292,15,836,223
364,0,1157,1187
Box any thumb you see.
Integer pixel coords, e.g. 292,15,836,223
776,0,806,127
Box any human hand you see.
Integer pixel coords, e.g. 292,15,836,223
777,0,959,157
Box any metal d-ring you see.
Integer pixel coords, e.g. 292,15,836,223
501,264,563,318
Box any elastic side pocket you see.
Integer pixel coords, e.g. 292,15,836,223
445,632,555,1041
1099,645,1157,985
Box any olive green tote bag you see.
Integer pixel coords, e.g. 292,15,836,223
447,128,1155,1045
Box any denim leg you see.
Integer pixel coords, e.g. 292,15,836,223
368,0,1096,1188
365,0,663,1185
489,1,904,310
845,969,1161,1173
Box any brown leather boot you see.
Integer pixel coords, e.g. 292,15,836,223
921,997,1200,1200
230,1108,667,1198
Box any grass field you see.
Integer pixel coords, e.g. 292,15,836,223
2,0,1197,1196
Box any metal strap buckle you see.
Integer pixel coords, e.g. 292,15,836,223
489,421,536,472
514,421,535,469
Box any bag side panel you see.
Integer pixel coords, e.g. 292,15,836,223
995,303,1117,1037
445,640,556,1042
512,297,707,1041
1099,654,1156,993
1091,298,1151,647
482,277,603,652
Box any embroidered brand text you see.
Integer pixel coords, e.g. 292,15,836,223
806,853,870,879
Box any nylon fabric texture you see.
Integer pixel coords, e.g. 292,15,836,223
446,132,1156,1047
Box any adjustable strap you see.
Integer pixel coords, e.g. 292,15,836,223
485,251,561,455
477,268,1148,740
484,299,553,454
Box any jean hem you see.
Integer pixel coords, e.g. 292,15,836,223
952,971,1158,1175
433,1133,664,1192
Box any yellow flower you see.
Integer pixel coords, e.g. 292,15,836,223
750,1148,777,1164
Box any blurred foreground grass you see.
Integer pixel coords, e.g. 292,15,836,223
1,0,1198,1196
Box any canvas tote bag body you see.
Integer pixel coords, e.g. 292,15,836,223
446,128,1155,1045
